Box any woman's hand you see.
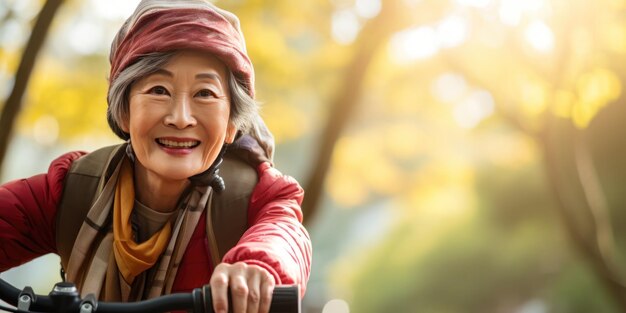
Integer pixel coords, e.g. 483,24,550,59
210,262,276,313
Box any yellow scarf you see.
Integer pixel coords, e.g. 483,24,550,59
113,159,172,284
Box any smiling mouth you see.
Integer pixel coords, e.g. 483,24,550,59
156,138,201,149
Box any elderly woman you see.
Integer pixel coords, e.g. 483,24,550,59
0,1,311,312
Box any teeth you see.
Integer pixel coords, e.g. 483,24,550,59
157,139,199,148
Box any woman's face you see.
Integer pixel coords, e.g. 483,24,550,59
124,50,236,182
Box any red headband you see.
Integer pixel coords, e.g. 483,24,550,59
110,8,254,97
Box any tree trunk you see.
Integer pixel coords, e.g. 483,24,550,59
0,0,64,179
301,0,411,223
541,116,626,311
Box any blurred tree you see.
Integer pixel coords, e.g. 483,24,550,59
324,0,626,311
437,0,626,305
301,0,419,223
0,0,64,178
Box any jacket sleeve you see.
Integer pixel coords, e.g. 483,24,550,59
0,151,85,271
222,162,312,297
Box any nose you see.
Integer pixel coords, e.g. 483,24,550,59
164,93,196,129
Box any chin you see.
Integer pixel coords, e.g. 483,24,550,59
155,165,203,181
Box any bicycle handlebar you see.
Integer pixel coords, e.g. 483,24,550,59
0,279,300,313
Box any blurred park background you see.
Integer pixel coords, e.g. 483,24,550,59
2,0,626,312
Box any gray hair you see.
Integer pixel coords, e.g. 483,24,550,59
107,52,258,140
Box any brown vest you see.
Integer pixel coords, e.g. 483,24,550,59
55,144,258,277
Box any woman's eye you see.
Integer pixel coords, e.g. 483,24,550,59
148,86,169,96
196,89,216,98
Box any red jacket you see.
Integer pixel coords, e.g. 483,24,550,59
0,151,311,296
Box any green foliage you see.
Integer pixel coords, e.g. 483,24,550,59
548,261,619,313
335,159,621,312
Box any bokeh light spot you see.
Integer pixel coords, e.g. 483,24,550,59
332,9,361,45
322,299,350,313
524,20,554,52
390,26,439,62
355,0,381,19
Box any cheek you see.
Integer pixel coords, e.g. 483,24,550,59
199,107,231,163
129,114,149,136
201,105,231,135
128,101,158,136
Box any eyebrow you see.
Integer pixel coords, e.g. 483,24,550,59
195,72,223,83
152,69,173,77
150,69,223,84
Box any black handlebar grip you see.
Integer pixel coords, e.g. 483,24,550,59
200,285,300,313
268,285,300,313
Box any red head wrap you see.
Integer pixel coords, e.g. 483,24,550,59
110,8,255,97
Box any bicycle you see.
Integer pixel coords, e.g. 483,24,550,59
0,278,299,313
